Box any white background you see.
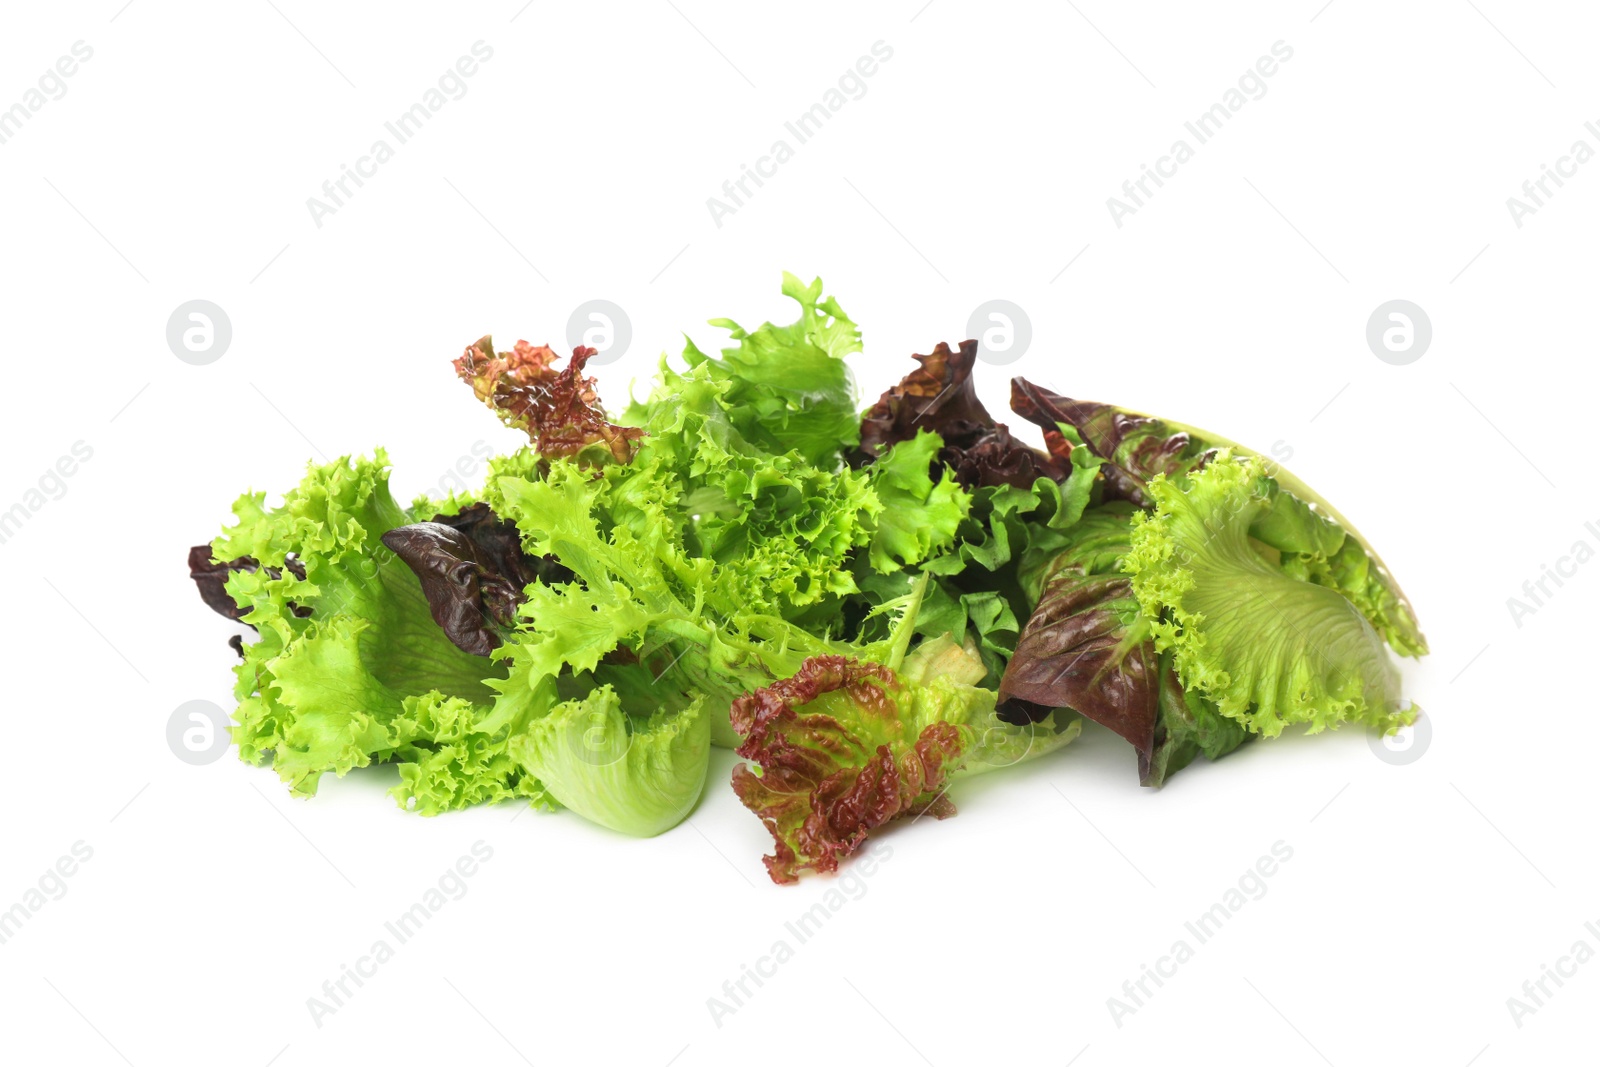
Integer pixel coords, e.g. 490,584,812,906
0,1,1590,1064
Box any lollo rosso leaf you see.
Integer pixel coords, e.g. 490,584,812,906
455,336,644,463
730,656,967,884
731,648,1078,883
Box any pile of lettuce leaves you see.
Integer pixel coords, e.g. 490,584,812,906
188,274,1426,884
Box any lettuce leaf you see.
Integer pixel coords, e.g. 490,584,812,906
1009,379,1426,658
389,690,550,815
381,502,568,657
489,454,877,753
859,339,1066,488
864,429,970,573
905,447,1103,684
731,649,1079,883
208,451,520,804
509,686,710,837
1124,451,1414,738
1011,378,1210,508
998,505,1161,770
455,337,644,463
1144,651,1252,787
640,272,862,468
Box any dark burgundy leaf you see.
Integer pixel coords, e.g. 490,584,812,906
859,340,992,453
188,544,308,624
381,502,567,658
998,508,1159,777
1010,378,1213,506
188,544,253,622
1000,573,1158,770
859,340,1064,489
942,420,1069,490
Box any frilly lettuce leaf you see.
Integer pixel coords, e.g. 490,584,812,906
211,451,514,802
489,455,874,754
1124,451,1414,739
1010,379,1426,657
731,644,1080,883
627,272,861,468
489,280,965,762
1261,486,1428,659
389,690,551,815
454,336,643,463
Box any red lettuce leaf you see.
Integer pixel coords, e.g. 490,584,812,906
1009,377,1212,507
381,502,570,657
999,504,1255,786
859,340,1064,489
998,506,1159,774
730,656,964,884
188,544,308,624
455,336,644,463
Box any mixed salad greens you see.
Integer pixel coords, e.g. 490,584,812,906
188,274,1426,883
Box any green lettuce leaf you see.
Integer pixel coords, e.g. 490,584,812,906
509,686,710,837
1144,651,1253,787
389,690,551,815
212,451,509,799
1124,451,1415,739
490,299,960,761
1010,379,1426,657
865,429,971,573
626,272,862,468
901,445,1103,682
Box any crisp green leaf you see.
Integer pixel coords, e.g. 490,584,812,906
216,452,506,797
1125,451,1415,738
509,687,709,837
866,429,971,573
